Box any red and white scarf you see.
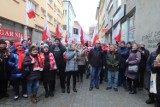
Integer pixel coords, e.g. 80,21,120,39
30,54,43,71
40,52,57,70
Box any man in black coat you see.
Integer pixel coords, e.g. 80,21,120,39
0,39,9,99
49,38,66,93
138,43,149,90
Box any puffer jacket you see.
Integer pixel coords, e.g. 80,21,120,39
8,53,24,80
65,48,79,72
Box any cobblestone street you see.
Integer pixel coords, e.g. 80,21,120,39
0,78,154,107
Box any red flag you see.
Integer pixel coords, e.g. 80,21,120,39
80,28,85,45
65,31,68,43
42,24,51,41
92,28,99,44
113,23,121,42
27,2,36,19
56,24,62,38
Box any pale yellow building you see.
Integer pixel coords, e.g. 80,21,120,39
0,0,63,43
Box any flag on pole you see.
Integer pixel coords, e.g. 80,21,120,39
65,31,68,43
42,23,51,41
80,28,85,45
113,23,121,42
56,24,62,38
26,2,36,19
92,28,99,44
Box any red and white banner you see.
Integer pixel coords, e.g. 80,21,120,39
26,2,36,19
42,23,51,41
113,23,121,42
56,24,62,38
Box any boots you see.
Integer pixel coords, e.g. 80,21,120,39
31,95,39,103
67,87,70,93
73,88,77,93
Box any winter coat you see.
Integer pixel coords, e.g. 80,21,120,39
106,51,119,72
88,47,105,67
0,50,9,80
77,47,86,65
138,49,150,70
41,52,57,82
146,51,157,73
65,48,79,72
49,44,66,67
8,53,24,80
23,53,42,80
126,50,141,79
117,47,129,68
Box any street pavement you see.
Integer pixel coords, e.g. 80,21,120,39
0,78,154,107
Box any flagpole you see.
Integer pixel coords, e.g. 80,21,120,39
25,0,29,40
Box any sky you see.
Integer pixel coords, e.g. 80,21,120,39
70,0,99,33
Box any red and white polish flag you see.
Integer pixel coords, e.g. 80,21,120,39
65,31,68,43
113,23,121,42
42,23,51,41
56,24,62,38
92,28,99,44
26,2,36,19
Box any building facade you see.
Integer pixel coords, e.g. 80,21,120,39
0,0,63,43
63,0,76,38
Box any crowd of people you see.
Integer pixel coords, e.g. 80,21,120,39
0,38,160,106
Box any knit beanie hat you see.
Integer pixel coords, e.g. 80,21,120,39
43,43,49,48
14,42,22,47
0,39,7,45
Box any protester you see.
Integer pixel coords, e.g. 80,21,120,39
65,43,79,93
23,45,43,103
118,41,129,88
138,42,149,90
77,43,86,82
106,44,119,91
88,40,105,91
50,38,66,93
126,42,132,50
0,40,10,99
152,46,160,107
8,42,28,100
145,42,160,104
126,43,141,94
40,44,57,98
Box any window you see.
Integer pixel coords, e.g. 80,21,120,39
63,25,67,30
128,15,135,41
47,0,52,4
47,14,52,22
28,0,37,13
41,8,45,17
63,10,67,16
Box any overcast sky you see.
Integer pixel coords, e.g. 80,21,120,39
70,0,99,33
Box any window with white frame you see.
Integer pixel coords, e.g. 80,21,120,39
128,15,135,41
28,0,37,13
47,14,52,22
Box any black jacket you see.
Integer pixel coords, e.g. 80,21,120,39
88,47,105,67
139,49,150,70
49,44,66,67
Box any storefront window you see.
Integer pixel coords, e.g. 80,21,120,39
121,21,127,42
128,15,135,41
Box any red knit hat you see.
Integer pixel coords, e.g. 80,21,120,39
14,42,22,47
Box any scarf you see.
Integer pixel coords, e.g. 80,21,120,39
40,52,57,70
30,54,43,71
16,49,25,70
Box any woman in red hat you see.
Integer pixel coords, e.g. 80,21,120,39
8,42,28,100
